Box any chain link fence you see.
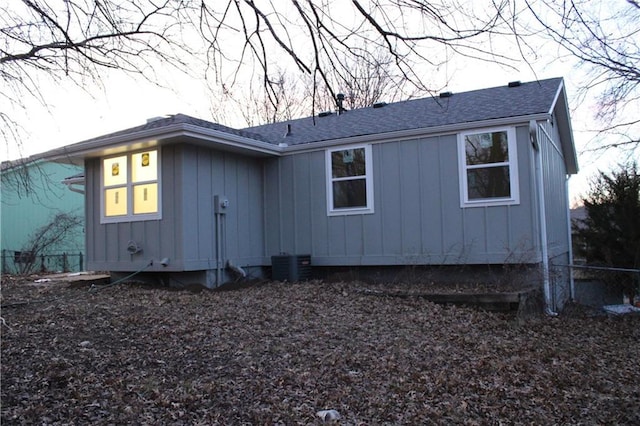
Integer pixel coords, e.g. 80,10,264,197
1,249,84,275
568,264,640,309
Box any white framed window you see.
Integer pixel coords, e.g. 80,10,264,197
101,149,161,223
458,127,519,207
326,144,374,215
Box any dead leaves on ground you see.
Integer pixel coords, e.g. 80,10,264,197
1,279,639,424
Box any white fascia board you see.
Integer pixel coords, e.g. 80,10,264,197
546,79,578,175
35,112,560,163
281,113,551,154
35,123,282,164
181,124,283,155
34,125,181,163
549,78,564,116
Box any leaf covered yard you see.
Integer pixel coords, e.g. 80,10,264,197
1,278,639,425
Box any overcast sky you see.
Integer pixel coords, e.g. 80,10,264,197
2,1,631,205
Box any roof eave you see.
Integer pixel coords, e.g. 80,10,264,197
33,123,282,165
549,81,579,175
281,114,553,154
181,124,283,156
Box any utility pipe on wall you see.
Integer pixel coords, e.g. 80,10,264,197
214,195,229,287
215,211,222,286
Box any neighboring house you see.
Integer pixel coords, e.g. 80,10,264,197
1,160,85,273
35,77,578,311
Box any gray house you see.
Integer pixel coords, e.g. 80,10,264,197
39,77,577,311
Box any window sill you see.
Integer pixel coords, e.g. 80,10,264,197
460,198,519,208
328,207,375,216
100,213,162,224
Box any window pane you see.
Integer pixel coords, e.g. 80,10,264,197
465,131,509,165
333,179,367,208
332,148,366,178
103,156,127,186
133,183,158,214
105,187,127,216
467,166,510,199
132,150,157,183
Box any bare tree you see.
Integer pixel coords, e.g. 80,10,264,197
338,49,412,110
212,47,417,126
211,69,307,127
521,0,640,154
1,158,59,205
2,1,518,142
11,1,636,157
305,47,418,113
15,212,83,275
1,0,194,193
1,2,193,129
192,1,516,116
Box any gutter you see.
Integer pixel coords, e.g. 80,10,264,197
61,175,85,195
33,122,283,164
34,112,555,164
283,113,552,155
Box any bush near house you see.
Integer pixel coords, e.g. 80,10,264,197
572,162,640,302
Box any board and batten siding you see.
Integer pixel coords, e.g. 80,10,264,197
86,144,265,272
178,144,265,270
86,147,180,272
265,129,542,266
538,117,571,258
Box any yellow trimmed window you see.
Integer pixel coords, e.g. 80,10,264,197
102,150,160,222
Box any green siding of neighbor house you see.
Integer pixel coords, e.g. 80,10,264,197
1,161,85,273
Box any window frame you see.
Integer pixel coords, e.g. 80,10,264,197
457,127,520,208
100,149,162,223
325,144,375,216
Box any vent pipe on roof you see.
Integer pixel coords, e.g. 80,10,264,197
336,93,346,115
285,123,292,137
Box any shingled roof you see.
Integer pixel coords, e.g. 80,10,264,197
36,77,576,173
245,77,565,146
79,113,265,144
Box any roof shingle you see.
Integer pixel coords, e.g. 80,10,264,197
244,77,563,145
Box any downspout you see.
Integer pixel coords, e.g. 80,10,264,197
221,212,227,282
213,195,228,287
216,211,222,286
530,120,557,315
61,176,85,194
565,175,576,300
65,184,85,194
227,260,247,279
